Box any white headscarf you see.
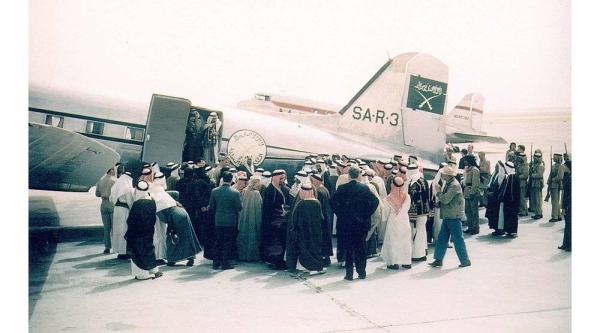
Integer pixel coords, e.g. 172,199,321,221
406,164,421,186
242,157,255,175
504,162,516,176
260,171,272,186
328,165,338,177
134,181,151,201
150,162,160,175
152,172,167,191
109,173,134,207
494,161,507,186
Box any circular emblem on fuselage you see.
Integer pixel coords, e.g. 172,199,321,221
227,129,267,167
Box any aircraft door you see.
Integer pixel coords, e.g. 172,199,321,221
142,94,191,166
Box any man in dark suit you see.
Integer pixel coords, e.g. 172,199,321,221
206,171,243,270
330,165,379,280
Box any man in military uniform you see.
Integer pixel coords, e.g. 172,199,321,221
529,152,545,219
516,152,530,217
547,153,565,222
462,155,480,235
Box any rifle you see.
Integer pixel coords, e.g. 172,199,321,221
544,146,552,202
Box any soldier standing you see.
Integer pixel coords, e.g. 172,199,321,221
516,152,530,216
478,152,490,207
547,153,565,222
529,152,545,219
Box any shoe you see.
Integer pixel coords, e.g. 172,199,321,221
134,275,152,280
458,260,472,267
186,258,194,266
117,254,131,260
532,215,542,220
344,275,353,281
506,233,518,238
463,229,472,234
558,246,565,250
411,256,427,262
428,259,443,267
470,230,479,235
401,264,412,269
152,271,163,279
358,274,366,279
387,264,400,270
212,262,220,270
558,218,563,221
549,218,559,222
167,261,176,266
518,213,528,217
315,270,326,275
492,230,505,236
103,249,111,254
221,265,233,270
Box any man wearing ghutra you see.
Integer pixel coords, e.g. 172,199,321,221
261,170,290,270
125,181,162,280
109,171,135,259
381,177,413,269
285,183,325,274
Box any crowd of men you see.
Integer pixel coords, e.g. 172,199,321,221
95,142,572,281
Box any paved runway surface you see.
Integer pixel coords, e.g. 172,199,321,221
28,189,571,332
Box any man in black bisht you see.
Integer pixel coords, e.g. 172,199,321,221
330,165,379,281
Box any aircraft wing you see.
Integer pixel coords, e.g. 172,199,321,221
446,132,507,144
29,122,120,192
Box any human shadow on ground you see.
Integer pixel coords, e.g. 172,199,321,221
87,278,139,294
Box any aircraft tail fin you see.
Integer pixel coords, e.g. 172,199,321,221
446,93,485,134
445,93,507,144
334,52,448,164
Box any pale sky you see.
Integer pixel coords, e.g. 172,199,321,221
27,0,572,114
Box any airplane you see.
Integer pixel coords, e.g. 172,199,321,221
29,52,504,192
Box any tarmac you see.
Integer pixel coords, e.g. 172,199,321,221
28,189,572,332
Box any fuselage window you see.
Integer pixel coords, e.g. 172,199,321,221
125,127,144,141
85,121,104,135
45,115,64,128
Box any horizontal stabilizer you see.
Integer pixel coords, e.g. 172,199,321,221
29,122,120,191
446,132,507,144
